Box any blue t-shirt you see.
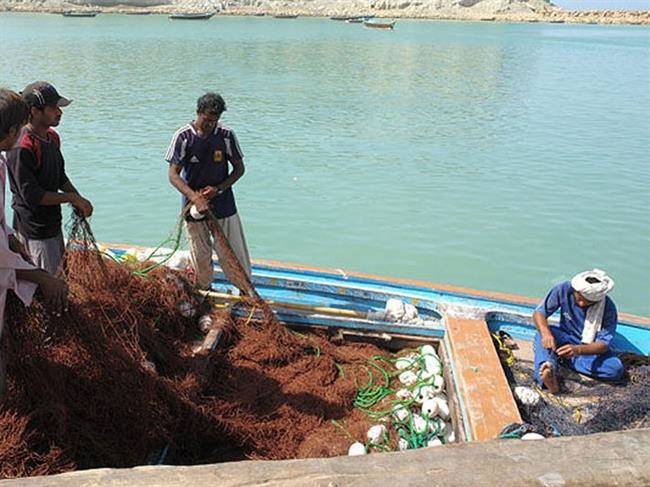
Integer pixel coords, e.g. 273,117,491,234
165,122,244,219
535,280,617,345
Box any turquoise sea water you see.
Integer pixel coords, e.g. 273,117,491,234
1,14,649,315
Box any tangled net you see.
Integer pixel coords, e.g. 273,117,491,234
0,213,392,478
500,337,650,438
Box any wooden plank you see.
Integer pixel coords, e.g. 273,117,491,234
446,317,521,441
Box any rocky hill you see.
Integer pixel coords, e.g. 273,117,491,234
1,0,649,24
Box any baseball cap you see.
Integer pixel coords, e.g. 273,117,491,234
21,81,72,108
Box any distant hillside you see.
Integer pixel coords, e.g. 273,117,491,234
3,0,557,13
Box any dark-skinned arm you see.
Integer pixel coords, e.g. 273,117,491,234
59,180,93,217
533,310,557,351
556,341,608,359
168,163,209,213
15,268,68,315
202,158,245,198
10,149,92,216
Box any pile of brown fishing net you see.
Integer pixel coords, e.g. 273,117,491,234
0,214,385,478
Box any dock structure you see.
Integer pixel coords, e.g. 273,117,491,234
3,429,649,486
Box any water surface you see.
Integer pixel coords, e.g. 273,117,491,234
1,14,649,314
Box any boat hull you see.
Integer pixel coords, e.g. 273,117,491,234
103,244,650,355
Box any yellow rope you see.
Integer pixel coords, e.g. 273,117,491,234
491,332,515,366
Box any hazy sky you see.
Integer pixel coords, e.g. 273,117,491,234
554,0,649,10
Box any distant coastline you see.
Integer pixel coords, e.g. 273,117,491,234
1,4,649,26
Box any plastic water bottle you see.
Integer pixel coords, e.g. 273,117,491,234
198,314,212,333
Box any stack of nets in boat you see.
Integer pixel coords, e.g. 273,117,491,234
0,212,390,478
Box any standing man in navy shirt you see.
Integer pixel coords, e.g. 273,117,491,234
166,92,251,290
533,269,624,393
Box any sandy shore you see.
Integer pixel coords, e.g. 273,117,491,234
1,2,648,26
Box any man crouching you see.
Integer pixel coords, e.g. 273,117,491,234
533,269,624,393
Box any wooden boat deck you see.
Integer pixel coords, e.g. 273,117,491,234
446,317,522,441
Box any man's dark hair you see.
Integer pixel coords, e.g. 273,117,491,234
197,92,227,116
0,88,28,138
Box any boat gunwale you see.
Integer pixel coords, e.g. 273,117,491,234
101,243,650,327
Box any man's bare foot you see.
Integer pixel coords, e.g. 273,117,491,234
540,362,560,394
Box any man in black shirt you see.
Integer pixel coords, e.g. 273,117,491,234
1,88,68,396
7,81,93,274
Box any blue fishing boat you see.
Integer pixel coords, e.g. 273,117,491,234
104,243,649,446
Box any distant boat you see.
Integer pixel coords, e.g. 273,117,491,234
363,20,396,30
273,14,298,19
333,15,375,22
252,13,266,17
169,12,215,20
62,11,99,17
126,11,152,15
347,16,373,24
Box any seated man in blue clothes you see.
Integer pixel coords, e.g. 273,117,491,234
533,269,624,394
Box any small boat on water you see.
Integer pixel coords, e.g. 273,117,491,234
126,11,152,15
169,12,215,20
364,20,396,30
62,11,99,17
273,14,299,19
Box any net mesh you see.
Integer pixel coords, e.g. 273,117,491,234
0,212,388,478
501,339,649,438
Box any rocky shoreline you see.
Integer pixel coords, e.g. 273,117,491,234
1,1,649,26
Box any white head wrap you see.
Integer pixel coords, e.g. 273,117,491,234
570,269,615,343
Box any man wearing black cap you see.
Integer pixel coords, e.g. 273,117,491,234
6,81,93,274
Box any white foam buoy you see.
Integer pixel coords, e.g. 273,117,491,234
414,385,435,403
514,386,540,407
367,425,387,444
396,388,413,400
412,414,429,434
421,344,437,357
421,399,439,418
398,370,417,386
189,205,206,220
395,357,414,370
433,396,450,419
433,374,445,392
402,303,419,322
398,438,409,451
179,301,196,318
385,299,406,321
521,433,545,441
427,438,443,447
392,405,409,422
348,442,367,456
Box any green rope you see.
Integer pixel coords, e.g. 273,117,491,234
132,217,184,277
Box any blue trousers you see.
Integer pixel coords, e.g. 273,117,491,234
533,328,624,386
